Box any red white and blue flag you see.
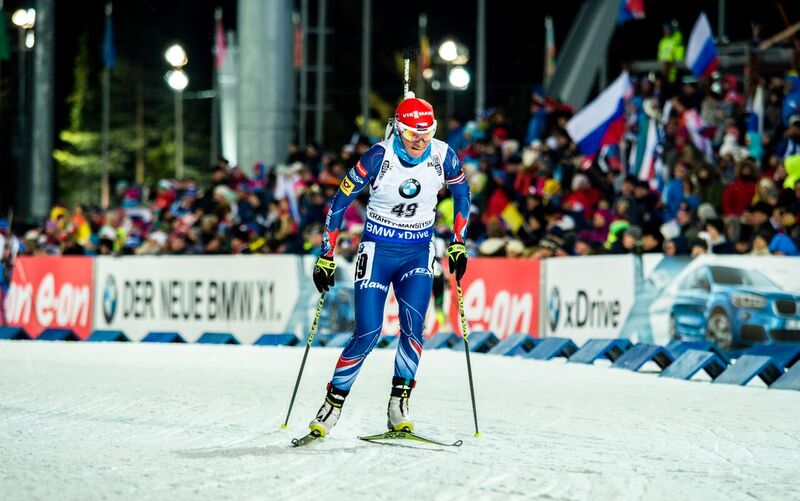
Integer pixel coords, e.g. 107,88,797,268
213,8,227,70
686,13,718,78
635,119,664,190
617,0,645,25
566,72,632,158
684,108,714,161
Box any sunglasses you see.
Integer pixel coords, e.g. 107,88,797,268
396,121,437,142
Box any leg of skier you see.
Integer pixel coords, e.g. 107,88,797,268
387,241,435,431
308,240,392,437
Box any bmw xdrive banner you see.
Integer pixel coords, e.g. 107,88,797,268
94,256,307,343
544,255,636,344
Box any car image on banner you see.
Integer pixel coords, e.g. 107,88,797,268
635,254,800,347
670,264,800,349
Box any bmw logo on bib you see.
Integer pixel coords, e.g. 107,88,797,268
399,179,421,199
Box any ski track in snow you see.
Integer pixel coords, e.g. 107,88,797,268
1,341,798,501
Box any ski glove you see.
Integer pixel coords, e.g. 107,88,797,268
447,243,468,281
313,256,337,293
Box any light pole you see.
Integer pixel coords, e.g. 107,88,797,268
11,8,35,191
165,44,188,180
436,38,469,127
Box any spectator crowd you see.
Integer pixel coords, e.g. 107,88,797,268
3,51,800,262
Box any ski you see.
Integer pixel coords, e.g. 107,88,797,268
358,430,463,447
291,430,322,447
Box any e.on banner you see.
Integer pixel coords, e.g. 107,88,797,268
448,258,541,340
3,256,94,339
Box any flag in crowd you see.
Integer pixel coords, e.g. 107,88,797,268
500,200,524,233
683,107,714,161
598,144,622,173
685,12,717,78
274,165,302,223
420,32,431,76
635,118,663,190
565,72,631,158
544,16,556,85
102,3,116,71
293,19,302,69
0,7,10,61
748,84,765,135
214,7,227,70
617,0,645,25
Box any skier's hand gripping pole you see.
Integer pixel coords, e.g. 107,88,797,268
456,279,481,437
281,292,327,429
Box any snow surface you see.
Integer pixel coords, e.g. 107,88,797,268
1,341,799,501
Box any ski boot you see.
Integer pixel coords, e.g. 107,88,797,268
309,384,349,437
387,377,416,432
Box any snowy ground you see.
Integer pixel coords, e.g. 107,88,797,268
1,341,799,501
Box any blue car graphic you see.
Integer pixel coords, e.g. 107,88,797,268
670,265,800,349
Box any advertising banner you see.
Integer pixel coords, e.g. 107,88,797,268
93,256,306,344
3,256,94,339
543,255,635,344
448,258,541,340
623,255,800,347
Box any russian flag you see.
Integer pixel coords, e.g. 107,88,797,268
684,108,713,161
566,72,631,158
686,13,718,78
617,0,645,25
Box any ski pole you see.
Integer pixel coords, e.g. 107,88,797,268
456,279,480,437
281,292,326,429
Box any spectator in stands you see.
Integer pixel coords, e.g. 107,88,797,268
721,160,758,218
695,163,724,211
749,232,771,256
690,238,708,257
662,162,689,221
657,20,684,86
775,204,800,248
753,177,779,206
750,202,777,242
632,179,661,227
641,226,663,253
705,218,735,254
525,86,548,146
777,115,800,158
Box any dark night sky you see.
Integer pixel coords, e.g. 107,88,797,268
3,0,800,159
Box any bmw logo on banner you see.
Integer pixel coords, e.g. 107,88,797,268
103,275,118,324
548,287,560,332
399,179,421,199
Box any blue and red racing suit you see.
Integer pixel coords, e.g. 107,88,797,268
322,134,470,391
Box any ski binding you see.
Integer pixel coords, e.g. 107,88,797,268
291,430,322,447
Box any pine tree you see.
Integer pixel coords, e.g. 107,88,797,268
53,32,209,207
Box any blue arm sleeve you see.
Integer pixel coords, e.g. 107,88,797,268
320,144,384,257
443,147,471,243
